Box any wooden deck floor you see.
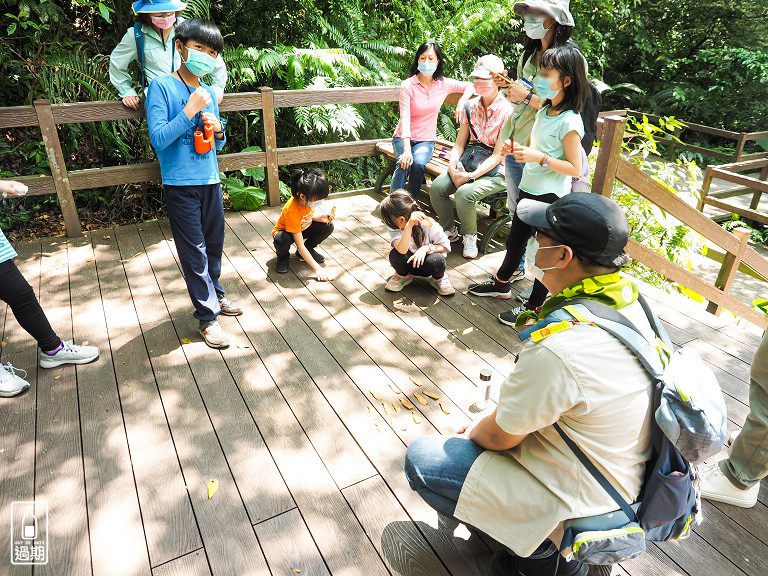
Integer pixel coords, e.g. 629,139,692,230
1,192,766,576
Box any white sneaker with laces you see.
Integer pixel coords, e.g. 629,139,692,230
430,275,456,296
446,227,460,243
0,363,31,397
699,461,759,508
39,340,100,369
462,234,478,259
385,273,413,292
198,320,230,349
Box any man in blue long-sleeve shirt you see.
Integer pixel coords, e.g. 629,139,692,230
146,18,242,349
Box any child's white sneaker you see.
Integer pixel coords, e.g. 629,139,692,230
462,234,478,259
39,340,100,369
385,273,413,292
430,275,455,296
0,363,30,397
699,461,759,508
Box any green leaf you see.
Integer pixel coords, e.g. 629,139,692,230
228,182,266,211
7,22,16,35
239,146,265,180
754,299,768,317
98,2,113,23
279,180,291,202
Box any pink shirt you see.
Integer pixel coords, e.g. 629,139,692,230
463,92,515,175
394,75,470,142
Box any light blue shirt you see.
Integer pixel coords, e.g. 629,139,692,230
519,107,584,198
109,17,227,100
146,74,226,186
0,228,17,264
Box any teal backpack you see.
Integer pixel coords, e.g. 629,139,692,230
519,295,728,565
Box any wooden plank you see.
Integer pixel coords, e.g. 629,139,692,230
343,476,452,576
707,228,750,316
34,99,81,237
34,237,92,575
617,159,742,255
114,225,272,576
152,549,210,576
52,100,144,124
219,92,264,113
91,231,202,566
592,116,627,197
224,212,495,576
14,174,60,197
734,133,748,163
653,140,734,161
273,85,400,107
717,158,768,172
67,235,151,576
144,222,295,523
655,530,743,576
259,87,280,206
703,197,768,226
213,228,397,576
0,239,41,576
160,218,375,489
627,238,768,329
253,509,332,576
277,139,388,165
0,105,39,128
710,168,768,193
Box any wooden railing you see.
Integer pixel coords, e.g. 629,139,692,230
601,109,768,164
698,158,768,225
596,116,768,329
3,85,460,238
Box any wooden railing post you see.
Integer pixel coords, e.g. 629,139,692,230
33,99,82,237
706,227,750,316
667,125,682,160
698,165,714,212
259,87,280,206
734,133,747,163
591,115,627,197
751,164,768,210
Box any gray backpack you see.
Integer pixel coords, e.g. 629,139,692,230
519,295,728,565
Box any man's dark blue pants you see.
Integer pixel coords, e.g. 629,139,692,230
164,183,224,321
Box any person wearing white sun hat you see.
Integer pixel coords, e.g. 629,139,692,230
109,0,228,109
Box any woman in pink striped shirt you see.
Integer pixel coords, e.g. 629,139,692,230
391,41,471,199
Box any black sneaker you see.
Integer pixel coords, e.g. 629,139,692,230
296,247,325,264
276,258,290,274
491,549,587,576
498,304,541,327
468,276,512,299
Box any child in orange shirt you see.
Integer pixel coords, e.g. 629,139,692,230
272,168,334,281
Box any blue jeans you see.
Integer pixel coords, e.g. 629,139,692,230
404,435,485,519
404,435,559,560
391,137,435,200
164,183,225,321
504,155,526,272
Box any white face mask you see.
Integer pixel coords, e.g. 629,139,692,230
524,16,550,40
526,237,564,282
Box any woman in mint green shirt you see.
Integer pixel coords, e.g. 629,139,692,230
109,1,227,109
468,44,587,325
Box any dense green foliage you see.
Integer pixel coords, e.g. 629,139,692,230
0,0,766,232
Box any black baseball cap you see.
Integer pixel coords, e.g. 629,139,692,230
517,193,630,268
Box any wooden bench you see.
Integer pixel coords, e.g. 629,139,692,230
374,139,511,253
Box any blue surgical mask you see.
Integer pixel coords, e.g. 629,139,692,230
524,16,549,40
417,62,438,77
535,76,560,100
182,47,217,78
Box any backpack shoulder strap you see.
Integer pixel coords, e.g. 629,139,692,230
553,422,637,523
554,299,667,380
133,22,147,89
636,294,672,350
465,100,480,142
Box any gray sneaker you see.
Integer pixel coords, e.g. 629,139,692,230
39,340,100,369
0,363,31,397
198,320,230,349
218,296,243,316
